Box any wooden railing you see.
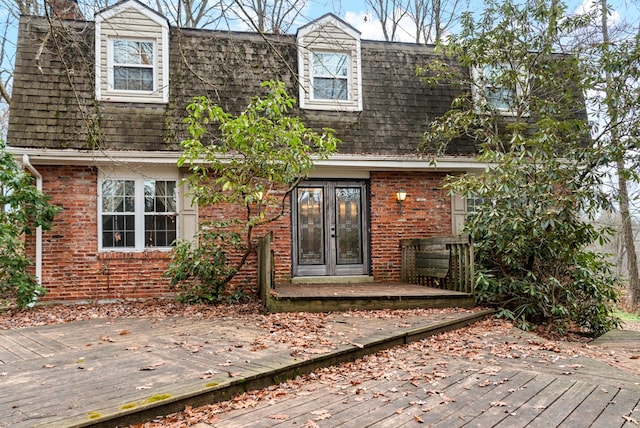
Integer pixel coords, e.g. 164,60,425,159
401,235,475,294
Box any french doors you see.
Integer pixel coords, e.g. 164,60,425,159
292,181,369,277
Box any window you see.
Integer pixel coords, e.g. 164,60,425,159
95,0,169,103
296,14,362,111
452,192,489,235
312,52,349,101
473,64,525,114
466,195,487,216
100,177,177,250
112,40,154,92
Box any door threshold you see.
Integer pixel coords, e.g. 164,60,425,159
291,275,374,285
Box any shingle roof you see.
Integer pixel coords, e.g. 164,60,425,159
8,16,476,156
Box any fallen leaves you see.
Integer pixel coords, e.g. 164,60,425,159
310,409,331,420
268,414,289,420
139,361,166,371
4,300,640,428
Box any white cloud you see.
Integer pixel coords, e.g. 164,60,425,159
574,0,621,25
344,9,418,43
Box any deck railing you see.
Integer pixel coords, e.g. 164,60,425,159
401,235,475,295
256,231,274,304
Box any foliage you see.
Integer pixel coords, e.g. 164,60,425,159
0,142,60,308
168,81,339,302
165,221,245,303
421,0,620,335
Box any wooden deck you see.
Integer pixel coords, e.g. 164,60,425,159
209,354,640,428
2,309,640,427
0,309,490,427
266,282,475,313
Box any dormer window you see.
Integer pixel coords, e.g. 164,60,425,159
312,52,349,101
297,14,362,112
112,39,154,92
472,64,527,115
95,0,168,104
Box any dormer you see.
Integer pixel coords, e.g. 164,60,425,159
297,14,362,112
95,0,169,104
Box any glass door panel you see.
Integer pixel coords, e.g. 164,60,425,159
296,188,324,265
335,187,362,265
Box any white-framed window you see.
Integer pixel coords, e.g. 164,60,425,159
312,52,349,101
111,39,155,92
296,14,362,112
99,170,177,250
452,193,490,234
95,0,169,103
473,64,526,114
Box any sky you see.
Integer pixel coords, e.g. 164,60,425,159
296,0,637,43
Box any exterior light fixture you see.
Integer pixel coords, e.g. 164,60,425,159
396,190,407,214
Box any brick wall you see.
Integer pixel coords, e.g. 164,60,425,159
369,171,452,282
28,168,452,302
32,166,174,302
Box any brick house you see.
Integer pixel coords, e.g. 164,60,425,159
7,0,484,302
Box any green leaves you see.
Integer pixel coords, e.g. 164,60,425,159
422,0,619,335
165,222,245,304
179,81,338,209
0,142,60,309
168,81,339,301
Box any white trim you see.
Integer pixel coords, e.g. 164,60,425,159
95,0,169,104
98,165,179,251
161,24,169,102
297,14,361,41
471,65,528,116
7,147,487,172
20,155,43,290
298,34,307,109
297,14,362,112
310,51,350,102
95,0,169,28
355,38,362,112
108,38,156,94
95,19,102,100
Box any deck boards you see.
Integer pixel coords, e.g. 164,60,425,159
2,309,640,427
268,282,475,312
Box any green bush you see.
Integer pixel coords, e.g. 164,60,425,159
165,222,246,304
466,178,620,336
1,143,60,308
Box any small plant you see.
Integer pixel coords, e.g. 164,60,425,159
165,221,245,304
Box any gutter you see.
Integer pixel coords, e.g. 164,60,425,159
21,154,43,293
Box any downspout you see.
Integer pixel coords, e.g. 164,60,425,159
21,155,43,292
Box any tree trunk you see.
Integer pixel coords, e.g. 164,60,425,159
601,0,640,310
618,160,640,310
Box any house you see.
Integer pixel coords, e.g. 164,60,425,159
7,0,484,303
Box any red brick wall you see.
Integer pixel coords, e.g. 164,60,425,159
197,197,292,295
33,166,174,302
369,171,452,282
28,168,452,302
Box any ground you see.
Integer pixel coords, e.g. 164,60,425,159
1,299,639,427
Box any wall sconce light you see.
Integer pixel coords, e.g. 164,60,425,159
255,190,264,215
396,190,407,215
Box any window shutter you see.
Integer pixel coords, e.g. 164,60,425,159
451,193,466,235
179,170,198,243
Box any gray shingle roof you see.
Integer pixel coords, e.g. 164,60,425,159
8,16,476,156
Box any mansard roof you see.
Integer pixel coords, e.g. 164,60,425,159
7,14,475,156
